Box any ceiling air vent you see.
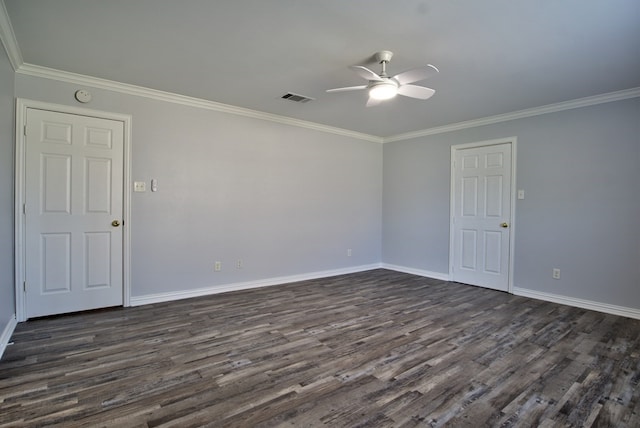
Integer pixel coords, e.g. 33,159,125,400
281,92,315,103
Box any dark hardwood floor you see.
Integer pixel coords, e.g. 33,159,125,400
1,269,639,427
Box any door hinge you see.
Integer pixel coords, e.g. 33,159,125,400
24,125,27,136
23,203,26,215
23,281,26,292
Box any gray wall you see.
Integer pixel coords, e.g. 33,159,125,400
15,74,383,297
0,44,15,332
5,64,640,317
383,97,640,309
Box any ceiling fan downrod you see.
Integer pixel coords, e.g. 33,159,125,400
375,50,394,77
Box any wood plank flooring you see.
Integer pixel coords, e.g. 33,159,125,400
1,269,639,427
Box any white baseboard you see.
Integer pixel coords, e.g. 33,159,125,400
0,315,17,361
130,264,382,306
513,287,640,320
380,264,640,320
126,263,640,321
380,263,451,281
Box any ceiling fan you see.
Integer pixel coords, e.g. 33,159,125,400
327,51,439,107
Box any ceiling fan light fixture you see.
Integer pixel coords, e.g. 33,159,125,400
327,51,438,106
369,81,398,100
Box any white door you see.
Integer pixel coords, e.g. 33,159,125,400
24,108,124,318
451,142,512,291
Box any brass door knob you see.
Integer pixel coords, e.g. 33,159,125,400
500,222,509,228
111,220,121,227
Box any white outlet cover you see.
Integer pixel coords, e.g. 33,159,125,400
134,181,146,192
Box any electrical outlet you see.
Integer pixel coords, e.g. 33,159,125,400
214,261,222,272
552,268,561,280
236,259,243,269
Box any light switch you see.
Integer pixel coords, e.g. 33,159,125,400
517,189,525,200
151,179,158,192
134,181,146,192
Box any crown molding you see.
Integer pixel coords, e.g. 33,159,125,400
16,63,384,144
384,87,640,143
0,0,23,70
11,62,639,146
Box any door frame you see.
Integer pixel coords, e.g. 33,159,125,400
14,99,132,321
448,137,517,293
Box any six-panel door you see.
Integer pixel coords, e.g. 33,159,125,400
25,108,124,318
452,143,512,291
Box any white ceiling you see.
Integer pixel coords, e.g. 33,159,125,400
4,0,640,138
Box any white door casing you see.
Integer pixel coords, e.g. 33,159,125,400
15,100,132,320
450,139,516,292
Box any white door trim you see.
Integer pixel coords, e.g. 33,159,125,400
14,99,132,321
449,137,517,293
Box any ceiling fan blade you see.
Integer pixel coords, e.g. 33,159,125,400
366,97,383,107
397,84,436,100
392,64,439,85
326,85,367,93
350,65,383,81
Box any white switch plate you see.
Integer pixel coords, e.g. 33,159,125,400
517,190,525,200
134,181,146,192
